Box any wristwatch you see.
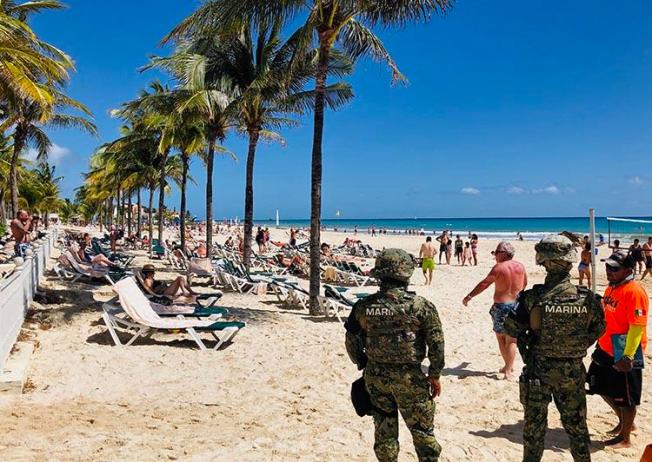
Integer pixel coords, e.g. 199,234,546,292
622,355,634,362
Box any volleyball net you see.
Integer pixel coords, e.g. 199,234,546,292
606,217,652,248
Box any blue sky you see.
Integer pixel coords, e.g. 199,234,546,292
29,0,652,220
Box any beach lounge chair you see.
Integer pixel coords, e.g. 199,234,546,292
133,269,223,308
104,277,245,350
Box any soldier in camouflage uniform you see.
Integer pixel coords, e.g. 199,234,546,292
504,235,605,462
345,248,445,462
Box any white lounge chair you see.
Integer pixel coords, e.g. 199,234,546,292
104,277,245,350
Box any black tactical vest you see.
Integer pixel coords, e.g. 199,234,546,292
364,292,424,365
530,285,593,359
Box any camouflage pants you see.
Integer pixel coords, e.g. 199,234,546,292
365,363,441,462
520,358,590,462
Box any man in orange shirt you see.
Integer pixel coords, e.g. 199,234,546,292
587,251,648,450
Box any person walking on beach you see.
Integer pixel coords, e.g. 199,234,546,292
462,242,526,380
578,242,592,288
470,234,479,266
454,235,464,264
587,251,648,450
641,237,652,280
504,235,605,462
436,231,450,265
628,239,645,275
419,236,437,285
462,242,473,266
345,249,444,461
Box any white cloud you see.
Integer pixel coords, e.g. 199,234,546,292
506,186,525,195
628,176,644,185
461,187,480,195
533,185,560,195
25,143,71,165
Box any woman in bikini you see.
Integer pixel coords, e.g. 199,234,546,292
578,242,592,287
470,233,479,266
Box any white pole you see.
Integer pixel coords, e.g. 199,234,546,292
276,209,279,228
589,208,597,293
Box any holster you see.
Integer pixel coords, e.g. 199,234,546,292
351,376,373,417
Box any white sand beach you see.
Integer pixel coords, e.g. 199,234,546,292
0,229,650,461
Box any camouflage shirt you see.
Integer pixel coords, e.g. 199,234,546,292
345,283,445,378
504,273,605,361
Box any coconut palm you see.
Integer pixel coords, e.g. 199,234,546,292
0,1,72,116
31,160,62,226
7,88,96,218
112,82,186,245
167,0,452,312
165,16,352,268
145,54,236,258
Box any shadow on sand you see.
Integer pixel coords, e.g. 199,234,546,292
469,420,606,454
442,361,501,380
86,330,236,351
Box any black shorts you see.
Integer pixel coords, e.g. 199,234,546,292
646,256,652,269
587,347,643,406
455,247,463,256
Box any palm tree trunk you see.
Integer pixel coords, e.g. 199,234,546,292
179,152,189,251
127,190,132,236
9,125,27,218
148,186,154,258
116,188,122,227
136,187,142,237
0,196,5,223
205,138,216,259
308,41,331,315
243,129,260,271
158,148,169,243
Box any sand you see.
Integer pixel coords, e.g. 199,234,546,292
0,228,650,461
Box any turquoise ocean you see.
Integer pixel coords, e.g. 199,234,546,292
256,217,652,242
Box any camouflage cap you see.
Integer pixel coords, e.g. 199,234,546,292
370,248,416,282
535,235,578,264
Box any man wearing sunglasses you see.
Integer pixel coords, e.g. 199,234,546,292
463,241,526,380
587,250,648,450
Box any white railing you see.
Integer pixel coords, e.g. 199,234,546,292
0,228,57,373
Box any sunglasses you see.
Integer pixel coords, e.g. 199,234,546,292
605,265,621,273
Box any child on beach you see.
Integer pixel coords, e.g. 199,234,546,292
462,242,473,266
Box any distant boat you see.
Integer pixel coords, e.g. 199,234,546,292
336,210,341,217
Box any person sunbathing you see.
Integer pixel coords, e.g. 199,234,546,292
141,264,197,305
79,241,114,267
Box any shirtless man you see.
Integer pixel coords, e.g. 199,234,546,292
419,236,437,285
641,236,652,280
10,210,32,257
436,230,450,265
462,241,527,380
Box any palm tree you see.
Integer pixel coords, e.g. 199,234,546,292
159,110,205,250
165,16,351,269
0,1,72,116
31,160,62,226
7,88,96,217
145,53,236,258
168,0,452,312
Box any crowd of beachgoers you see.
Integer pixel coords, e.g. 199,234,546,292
0,211,649,460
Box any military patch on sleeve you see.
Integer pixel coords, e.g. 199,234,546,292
634,309,644,317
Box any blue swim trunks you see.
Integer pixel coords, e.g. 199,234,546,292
489,302,517,334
